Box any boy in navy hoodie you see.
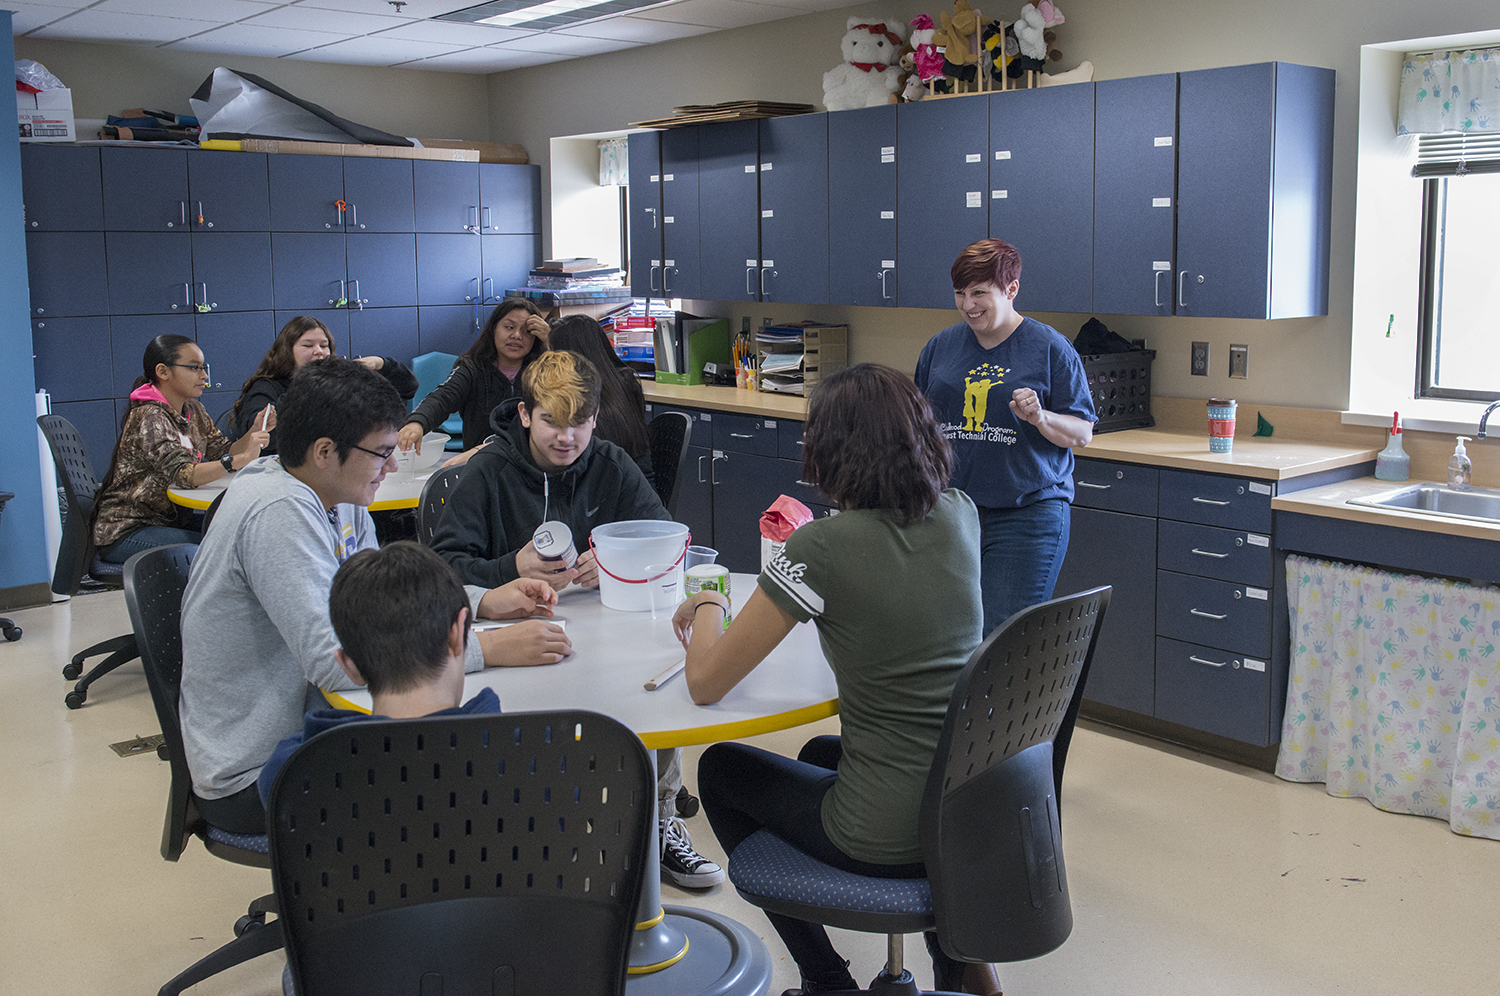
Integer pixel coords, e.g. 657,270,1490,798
258,541,498,808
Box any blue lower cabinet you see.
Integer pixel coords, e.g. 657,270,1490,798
1155,570,1271,657
416,234,483,306
271,233,350,311
110,313,195,401
274,309,350,358
1157,519,1273,586
1154,636,1272,745
33,317,112,402
53,400,118,470
104,233,194,315
417,305,481,357
350,307,420,368
190,232,274,313
677,445,714,549
1158,469,1273,532
346,234,417,308
197,311,277,397
26,232,108,318
198,391,239,428
711,413,777,458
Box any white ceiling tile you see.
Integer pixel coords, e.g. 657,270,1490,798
7,3,85,35
94,0,279,19
475,48,573,70
750,0,854,9
27,9,220,44
163,23,345,57
555,14,715,43
293,0,446,13
244,5,412,33
492,32,642,56
370,18,534,45
398,48,542,72
287,35,472,65
629,0,801,29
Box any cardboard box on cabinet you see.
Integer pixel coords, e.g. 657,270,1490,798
17,87,75,142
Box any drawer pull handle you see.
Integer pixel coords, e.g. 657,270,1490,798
730,432,753,439
1189,608,1228,620
1189,655,1228,668
1191,548,1229,559
795,480,815,487
1192,497,1230,506
1077,481,1112,489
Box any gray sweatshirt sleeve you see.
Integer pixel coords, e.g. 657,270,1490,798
462,585,489,673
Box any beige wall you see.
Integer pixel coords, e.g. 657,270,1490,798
485,0,1500,411
14,37,493,143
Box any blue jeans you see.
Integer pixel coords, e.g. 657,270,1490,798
99,525,201,564
977,498,1070,635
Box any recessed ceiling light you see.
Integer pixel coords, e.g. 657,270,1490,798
437,0,673,31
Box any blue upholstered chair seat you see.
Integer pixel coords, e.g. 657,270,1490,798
204,825,270,854
728,830,936,935
90,556,123,578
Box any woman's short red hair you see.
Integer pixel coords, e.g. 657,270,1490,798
950,239,1022,290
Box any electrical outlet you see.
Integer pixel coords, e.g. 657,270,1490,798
1190,341,1209,376
1229,343,1249,379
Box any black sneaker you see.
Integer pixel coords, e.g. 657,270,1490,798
660,816,725,888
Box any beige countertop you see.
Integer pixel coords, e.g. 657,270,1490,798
1078,429,1378,480
1272,476,1500,541
642,382,809,419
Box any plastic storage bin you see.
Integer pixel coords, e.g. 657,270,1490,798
1082,349,1155,433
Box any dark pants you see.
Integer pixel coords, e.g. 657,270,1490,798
98,524,200,564
698,737,963,989
977,498,1070,635
195,782,266,835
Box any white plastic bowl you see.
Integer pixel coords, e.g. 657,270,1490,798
396,431,450,474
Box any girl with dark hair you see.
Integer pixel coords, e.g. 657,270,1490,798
673,364,997,994
916,238,1096,635
545,315,652,482
91,334,271,563
231,315,418,455
400,297,548,456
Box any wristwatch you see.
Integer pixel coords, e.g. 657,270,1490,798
220,452,235,472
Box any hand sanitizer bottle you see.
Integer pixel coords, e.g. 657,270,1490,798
1448,436,1473,490
1374,412,1410,482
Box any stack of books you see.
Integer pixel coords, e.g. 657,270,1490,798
630,100,817,129
510,258,631,306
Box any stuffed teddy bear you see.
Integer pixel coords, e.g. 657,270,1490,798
822,16,908,111
933,0,982,85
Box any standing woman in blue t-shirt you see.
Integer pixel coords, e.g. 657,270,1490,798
915,239,1097,634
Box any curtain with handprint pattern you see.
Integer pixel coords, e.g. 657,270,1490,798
1277,554,1500,840
1398,48,1500,134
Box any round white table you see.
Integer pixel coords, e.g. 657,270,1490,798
327,576,840,996
167,466,436,512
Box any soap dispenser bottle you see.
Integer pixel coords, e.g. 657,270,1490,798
1375,412,1410,481
1448,436,1473,490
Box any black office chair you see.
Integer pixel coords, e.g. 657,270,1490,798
267,709,654,996
124,544,284,996
0,491,19,642
37,413,139,708
416,463,464,545
727,586,1111,995
648,411,692,516
201,490,227,536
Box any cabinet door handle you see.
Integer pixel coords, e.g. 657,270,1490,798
464,276,479,302
352,278,363,309
645,206,657,229
1178,270,1188,308
1191,497,1230,506
174,282,189,310
1077,481,1111,489
1189,655,1228,668
172,201,184,228
483,206,493,231
697,454,708,484
1191,548,1229,559
649,265,660,293
1189,608,1228,620
746,267,754,296
466,205,479,233
483,276,493,303
335,200,345,228
351,203,360,229
1154,269,1165,307
663,267,674,295
879,269,891,300
329,278,346,307
198,282,214,311
729,432,753,439
711,451,726,486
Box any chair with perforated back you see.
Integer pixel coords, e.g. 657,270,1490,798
416,463,465,545
125,544,284,996
201,490,227,536
727,586,1111,995
267,709,654,996
37,413,139,709
411,351,466,451
647,411,692,516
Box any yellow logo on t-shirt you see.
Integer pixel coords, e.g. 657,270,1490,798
962,363,1008,431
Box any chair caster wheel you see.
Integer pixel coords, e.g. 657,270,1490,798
3,625,20,642
62,661,82,679
235,914,266,937
675,785,700,818
65,689,86,709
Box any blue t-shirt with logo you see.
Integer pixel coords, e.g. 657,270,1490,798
915,317,1096,509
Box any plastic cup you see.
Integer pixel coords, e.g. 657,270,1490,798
646,563,682,619
1207,398,1237,453
685,545,718,569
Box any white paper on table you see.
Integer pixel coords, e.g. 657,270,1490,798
473,619,568,632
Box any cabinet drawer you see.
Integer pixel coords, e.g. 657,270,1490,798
1073,459,1157,515
1155,570,1270,656
1157,519,1272,586
646,404,713,448
777,418,807,462
1154,636,1272,745
713,412,777,456
1158,469,1272,531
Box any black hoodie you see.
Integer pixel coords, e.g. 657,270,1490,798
431,409,670,588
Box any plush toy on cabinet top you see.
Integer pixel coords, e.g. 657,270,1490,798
1009,1,1064,78
822,16,909,111
933,0,983,84
908,14,945,82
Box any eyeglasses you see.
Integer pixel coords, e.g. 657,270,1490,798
169,362,211,377
349,442,398,462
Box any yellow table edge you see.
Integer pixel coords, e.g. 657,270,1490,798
321,688,839,750
170,491,418,512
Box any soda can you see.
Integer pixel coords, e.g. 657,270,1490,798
685,565,731,628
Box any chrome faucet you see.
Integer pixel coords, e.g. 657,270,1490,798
1479,400,1500,439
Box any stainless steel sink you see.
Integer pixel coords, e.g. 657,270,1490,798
1348,482,1500,523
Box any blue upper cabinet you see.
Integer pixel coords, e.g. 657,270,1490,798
346,234,418,309
989,84,1094,315
627,132,663,298
342,158,415,233
187,151,270,232
269,155,346,232
659,128,701,301
1175,63,1334,319
26,232,107,317
33,317,112,401
21,146,101,231
101,147,191,232
896,97,988,310
482,233,539,302
697,121,760,302
190,232,274,312
350,307,420,368
416,233,484,306
479,164,539,234
828,104,897,307
105,232,194,314
271,232,351,311
1093,73,1178,316
758,114,829,305
414,160,481,233
195,310,277,395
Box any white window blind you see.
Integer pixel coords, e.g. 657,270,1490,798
1412,132,1500,177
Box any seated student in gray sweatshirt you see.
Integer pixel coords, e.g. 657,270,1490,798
258,542,500,809
180,359,572,836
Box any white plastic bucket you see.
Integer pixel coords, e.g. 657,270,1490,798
590,520,690,612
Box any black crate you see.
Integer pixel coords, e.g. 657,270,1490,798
1082,349,1155,433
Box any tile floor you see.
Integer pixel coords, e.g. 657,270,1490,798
1,589,1497,996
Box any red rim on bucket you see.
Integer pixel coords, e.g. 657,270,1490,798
589,531,691,584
